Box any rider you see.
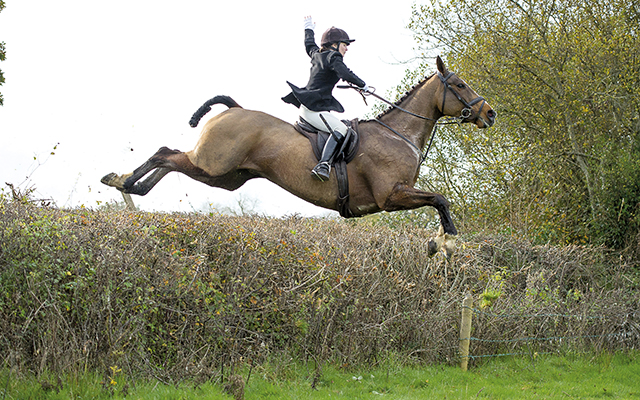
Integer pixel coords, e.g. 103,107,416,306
282,16,370,182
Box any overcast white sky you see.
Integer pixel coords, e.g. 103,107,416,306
0,0,425,217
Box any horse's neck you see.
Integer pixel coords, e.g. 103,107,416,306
378,83,440,150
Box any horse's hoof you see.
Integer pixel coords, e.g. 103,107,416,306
428,232,446,258
101,173,122,191
427,239,439,257
101,173,127,192
101,172,116,186
443,234,457,260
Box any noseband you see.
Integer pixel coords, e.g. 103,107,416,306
437,71,486,121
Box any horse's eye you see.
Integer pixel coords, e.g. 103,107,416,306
457,83,466,89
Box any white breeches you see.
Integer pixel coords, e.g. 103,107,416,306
300,105,348,138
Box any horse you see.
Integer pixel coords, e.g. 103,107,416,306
101,56,496,258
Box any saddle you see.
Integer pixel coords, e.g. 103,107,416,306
294,118,361,218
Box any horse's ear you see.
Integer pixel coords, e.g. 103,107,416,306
436,55,448,75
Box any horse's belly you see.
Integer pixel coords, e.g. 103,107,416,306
353,202,379,215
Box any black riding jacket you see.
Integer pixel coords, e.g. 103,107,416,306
282,29,366,113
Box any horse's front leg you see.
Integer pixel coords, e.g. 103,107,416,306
383,183,458,258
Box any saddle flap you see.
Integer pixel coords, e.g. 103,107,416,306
294,118,360,164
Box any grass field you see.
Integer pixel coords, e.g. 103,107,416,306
4,352,639,399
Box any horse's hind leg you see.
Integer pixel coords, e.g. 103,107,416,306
102,147,186,195
122,147,182,191
103,145,255,197
125,168,171,195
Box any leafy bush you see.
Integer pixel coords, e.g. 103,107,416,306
0,197,638,384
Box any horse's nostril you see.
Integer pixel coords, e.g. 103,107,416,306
487,109,496,119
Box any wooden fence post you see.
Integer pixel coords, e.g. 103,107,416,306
459,293,474,371
122,192,136,211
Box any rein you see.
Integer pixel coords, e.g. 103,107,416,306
338,84,434,164
338,72,485,167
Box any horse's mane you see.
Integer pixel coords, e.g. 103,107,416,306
366,73,436,121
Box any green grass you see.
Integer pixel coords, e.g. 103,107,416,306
3,352,639,399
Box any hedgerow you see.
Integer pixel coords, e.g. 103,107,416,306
0,196,638,384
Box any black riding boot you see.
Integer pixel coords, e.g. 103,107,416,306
311,131,343,181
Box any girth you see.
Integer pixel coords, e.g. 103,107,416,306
294,118,361,218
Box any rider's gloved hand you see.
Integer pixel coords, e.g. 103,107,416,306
303,16,315,31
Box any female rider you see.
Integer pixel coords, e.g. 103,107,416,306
282,16,370,181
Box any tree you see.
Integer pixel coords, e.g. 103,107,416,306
0,0,5,106
405,0,640,248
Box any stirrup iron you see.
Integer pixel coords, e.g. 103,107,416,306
311,161,331,181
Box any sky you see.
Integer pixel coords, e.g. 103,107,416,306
0,0,424,217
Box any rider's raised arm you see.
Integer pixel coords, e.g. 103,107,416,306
303,16,319,57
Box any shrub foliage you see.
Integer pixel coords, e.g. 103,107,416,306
0,198,638,382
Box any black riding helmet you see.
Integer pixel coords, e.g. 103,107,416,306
320,26,355,48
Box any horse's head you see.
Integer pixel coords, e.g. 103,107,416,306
435,56,496,128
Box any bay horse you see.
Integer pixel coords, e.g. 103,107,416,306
101,56,496,258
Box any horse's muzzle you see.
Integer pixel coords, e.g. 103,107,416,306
484,108,497,127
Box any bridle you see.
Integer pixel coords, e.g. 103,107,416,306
339,71,487,166
437,71,487,122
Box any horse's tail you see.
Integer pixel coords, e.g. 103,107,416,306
189,95,243,128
